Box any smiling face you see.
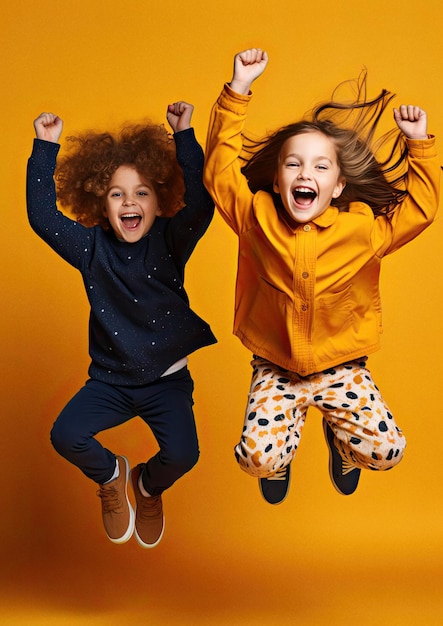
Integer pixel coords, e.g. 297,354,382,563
273,131,346,224
103,165,160,242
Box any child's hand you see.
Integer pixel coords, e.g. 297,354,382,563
393,105,428,140
230,48,269,95
33,112,63,143
166,101,194,133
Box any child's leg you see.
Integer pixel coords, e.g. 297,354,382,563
50,379,135,484
135,367,198,497
234,357,308,478
51,379,136,543
313,361,406,471
128,367,197,548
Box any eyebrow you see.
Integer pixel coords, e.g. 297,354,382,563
284,152,334,164
108,182,153,191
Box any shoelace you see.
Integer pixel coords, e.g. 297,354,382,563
138,495,162,520
97,485,122,514
341,460,358,476
267,467,288,481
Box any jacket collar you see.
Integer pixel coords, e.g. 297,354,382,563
281,205,339,232
311,206,340,228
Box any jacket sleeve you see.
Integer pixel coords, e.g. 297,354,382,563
26,138,93,271
373,136,441,256
166,128,214,265
204,84,256,235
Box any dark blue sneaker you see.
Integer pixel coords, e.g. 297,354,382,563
259,464,291,505
323,420,360,495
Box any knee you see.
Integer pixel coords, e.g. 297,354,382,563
180,447,200,474
50,420,86,459
350,432,406,471
368,439,406,471
162,443,200,475
234,439,293,478
50,420,67,456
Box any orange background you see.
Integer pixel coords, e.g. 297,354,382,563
2,1,443,624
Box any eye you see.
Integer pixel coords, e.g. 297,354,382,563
286,161,300,168
137,190,149,197
110,191,122,197
316,164,329,171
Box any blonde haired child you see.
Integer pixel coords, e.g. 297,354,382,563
204,48,440,504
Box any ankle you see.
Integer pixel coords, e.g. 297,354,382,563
138,474,152,498
103,457,120,485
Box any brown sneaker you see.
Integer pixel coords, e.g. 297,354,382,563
130,464,164,548
97,455,135,544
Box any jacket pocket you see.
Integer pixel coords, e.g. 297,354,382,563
239,277,290,353
316,284,354,343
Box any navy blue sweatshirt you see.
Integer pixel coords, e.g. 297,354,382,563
27,128,216,385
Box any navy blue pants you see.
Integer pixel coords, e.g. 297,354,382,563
50,367,198,496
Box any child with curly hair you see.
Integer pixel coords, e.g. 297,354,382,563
27,101,216,546
204,48,440,505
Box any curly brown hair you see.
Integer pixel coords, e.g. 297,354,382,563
241,72,410,218
55,122,185,228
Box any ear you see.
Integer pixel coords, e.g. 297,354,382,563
332,177,346,199
273,175,280,194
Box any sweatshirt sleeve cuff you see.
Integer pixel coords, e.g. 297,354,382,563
215,83,252,115
173,126,195,144
406,135,437,158
32,137,60,159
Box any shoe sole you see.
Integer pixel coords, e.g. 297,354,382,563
134,517,165,549
108,455,135,544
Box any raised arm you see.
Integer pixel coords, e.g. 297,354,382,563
374,106,440,255
204,49,268,234
165,103,214,266
27,114,92,270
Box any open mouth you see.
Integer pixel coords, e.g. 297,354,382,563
292,186,317,207
120,213,142,229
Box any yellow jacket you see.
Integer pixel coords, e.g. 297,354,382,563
204,85,441,375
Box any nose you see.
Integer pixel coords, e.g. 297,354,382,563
122,197,135,206
297,167,311,180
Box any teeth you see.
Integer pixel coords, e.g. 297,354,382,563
121,213,140,219
294,187,314,193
